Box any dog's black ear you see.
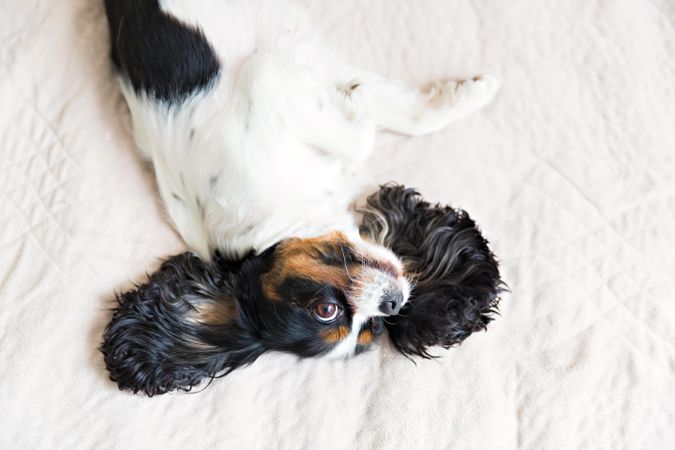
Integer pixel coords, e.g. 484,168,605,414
100,252,266,396
360,184,505,358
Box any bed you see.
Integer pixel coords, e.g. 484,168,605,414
1,0,673,448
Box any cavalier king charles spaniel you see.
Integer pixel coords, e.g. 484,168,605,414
100,0,504,396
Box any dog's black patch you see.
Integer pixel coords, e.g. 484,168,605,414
360,184,505,358
104,0,220,102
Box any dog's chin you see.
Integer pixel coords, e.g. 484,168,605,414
360,184,505,358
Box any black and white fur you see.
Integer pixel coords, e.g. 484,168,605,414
101,0,502,395
104,0,499,260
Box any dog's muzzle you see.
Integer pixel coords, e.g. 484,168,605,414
378,287,404,315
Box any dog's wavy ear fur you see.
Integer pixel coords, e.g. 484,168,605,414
360,184,505,358
100,251,269,396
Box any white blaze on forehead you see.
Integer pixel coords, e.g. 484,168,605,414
348,233,405,275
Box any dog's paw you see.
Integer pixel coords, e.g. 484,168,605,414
429,74,500,109
461,74,501,105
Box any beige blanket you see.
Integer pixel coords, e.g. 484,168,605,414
1,0,673,448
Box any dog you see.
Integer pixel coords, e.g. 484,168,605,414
101,0,502,396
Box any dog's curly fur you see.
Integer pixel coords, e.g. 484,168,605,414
101,252,269,396
360,184,505,358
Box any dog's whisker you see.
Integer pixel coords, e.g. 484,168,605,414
340,245,356,283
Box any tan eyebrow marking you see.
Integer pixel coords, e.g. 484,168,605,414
261,232,362,302
321,325,351,344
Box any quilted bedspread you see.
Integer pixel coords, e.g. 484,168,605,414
1,0,674,449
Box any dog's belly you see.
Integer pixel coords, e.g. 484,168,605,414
203,139,359,258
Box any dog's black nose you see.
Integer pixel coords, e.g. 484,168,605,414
379,290,403,315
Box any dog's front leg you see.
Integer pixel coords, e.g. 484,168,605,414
335,70,500,137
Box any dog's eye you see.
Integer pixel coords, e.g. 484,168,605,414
313,302,341,322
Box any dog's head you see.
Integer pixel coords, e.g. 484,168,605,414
101,231,410,396
257,232,410,355
101,185,504,395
